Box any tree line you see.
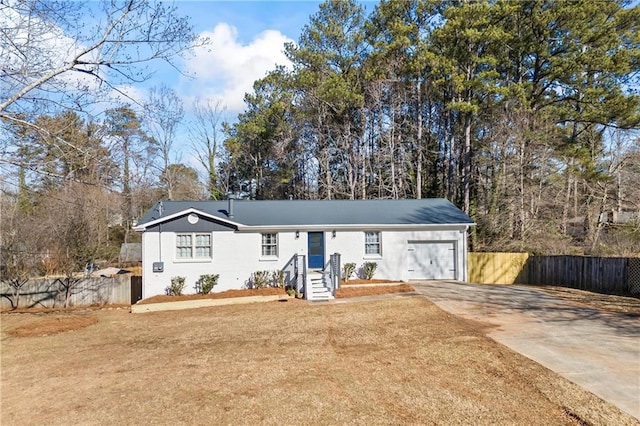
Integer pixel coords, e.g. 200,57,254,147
1,0,639,286
224,0,640,254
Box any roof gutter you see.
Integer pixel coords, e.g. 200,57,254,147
236,223,475,232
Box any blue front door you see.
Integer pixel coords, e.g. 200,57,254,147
308,232,325,269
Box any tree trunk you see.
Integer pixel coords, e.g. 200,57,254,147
517,136,526,240
416,80,423,199
561,158,573,236
463,112,472,214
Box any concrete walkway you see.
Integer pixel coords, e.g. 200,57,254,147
412,281,640,420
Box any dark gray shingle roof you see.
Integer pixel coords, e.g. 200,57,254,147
137,199,473,228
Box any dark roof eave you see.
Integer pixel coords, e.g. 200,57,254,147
238,223,474,232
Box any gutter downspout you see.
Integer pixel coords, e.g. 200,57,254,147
462,225,468,282
158,201,163,263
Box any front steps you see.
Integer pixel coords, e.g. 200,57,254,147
307,271,334,301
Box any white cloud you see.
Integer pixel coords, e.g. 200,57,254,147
181,23,293,113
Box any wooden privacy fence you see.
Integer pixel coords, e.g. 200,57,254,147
468,253,640,296
468,252,529,284
525,256,633,295
0,275,143,310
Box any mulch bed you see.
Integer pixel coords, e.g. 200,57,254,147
141,282,414,304
336,284,415,298
138,287,287,305
341,279,403,285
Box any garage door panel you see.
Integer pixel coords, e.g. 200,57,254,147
407,241,456,280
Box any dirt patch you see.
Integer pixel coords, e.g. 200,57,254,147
138,287,286,304
528,285,640,316
1,298,635,425
336,284,414,298
7,315,99,338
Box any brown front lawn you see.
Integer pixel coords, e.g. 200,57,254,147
1,297,634,425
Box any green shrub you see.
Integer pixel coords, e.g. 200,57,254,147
271,270,285,288
195,274,219,294
362,262,377,280
250,271,270,289
286,288,296,297
166,276,186,296
342,262,356,281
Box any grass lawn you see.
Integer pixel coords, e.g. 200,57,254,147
1,297,634,425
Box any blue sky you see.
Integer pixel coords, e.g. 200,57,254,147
182,1,324,44
145,1,379,115
158,1,325,113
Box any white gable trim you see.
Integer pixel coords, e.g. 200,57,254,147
133,208,242,231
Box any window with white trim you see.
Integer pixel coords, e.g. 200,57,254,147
176,233,211,259
261,233,278,257
364,231,381,255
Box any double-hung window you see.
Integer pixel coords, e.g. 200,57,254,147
364,231,381,256
261,233,278,257
176,233,211,260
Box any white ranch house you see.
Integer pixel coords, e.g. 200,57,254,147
134,198,474,301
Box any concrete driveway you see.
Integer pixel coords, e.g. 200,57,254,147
412,281,640,420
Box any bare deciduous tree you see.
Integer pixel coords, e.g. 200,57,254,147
0,191,37,308
190,99,227,200
143,84,184,200
0,0,204,178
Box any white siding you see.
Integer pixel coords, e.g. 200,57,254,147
141,227,468,298
325,228,467,282
142,230,308,298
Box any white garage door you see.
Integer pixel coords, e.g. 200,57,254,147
407,241,457,280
